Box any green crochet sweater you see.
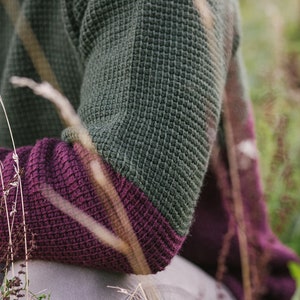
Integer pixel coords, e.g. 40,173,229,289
0,0,238,235
0,1,298,299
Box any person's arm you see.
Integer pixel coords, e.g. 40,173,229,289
0,139,184,273
0,0,236,273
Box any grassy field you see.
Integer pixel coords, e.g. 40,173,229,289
240,0,300,254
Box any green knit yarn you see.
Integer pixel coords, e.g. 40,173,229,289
0,0,239,236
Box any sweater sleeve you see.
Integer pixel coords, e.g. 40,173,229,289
0,140,183,273
0,0,237,274
61,0,233,236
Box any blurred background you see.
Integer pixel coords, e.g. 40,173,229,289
240,0,300,254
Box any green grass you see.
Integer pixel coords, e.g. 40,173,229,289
240,0,300,254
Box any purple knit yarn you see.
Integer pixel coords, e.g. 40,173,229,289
181,107,298,299
0,139,184,274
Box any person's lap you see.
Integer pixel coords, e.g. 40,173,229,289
3,256,235,299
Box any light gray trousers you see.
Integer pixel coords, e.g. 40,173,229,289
3,256,235,299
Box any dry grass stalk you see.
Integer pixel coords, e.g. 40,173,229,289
90,161,151,275
222,94,252,300
10,76,159,299
193,0,214,29
107,283,148,300
3,0,155,296
210,145,236,285
41,183,129,255
0,96,29,299
0,0,60,90
10,76,152,274
9,77,89,146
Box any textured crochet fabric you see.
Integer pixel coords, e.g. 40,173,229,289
0,0,298,299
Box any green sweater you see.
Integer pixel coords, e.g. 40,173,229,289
0,0,238,235
0,1,298,299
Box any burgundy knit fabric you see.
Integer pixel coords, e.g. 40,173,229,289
181,58,299,300
181,167,297,300
0,139,184,273
0,1,299,299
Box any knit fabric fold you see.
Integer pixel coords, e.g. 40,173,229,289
0,0,298,299
0,140,184,273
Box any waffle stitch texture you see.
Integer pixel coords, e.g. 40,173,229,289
0,0,233,236
0,1,298,299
